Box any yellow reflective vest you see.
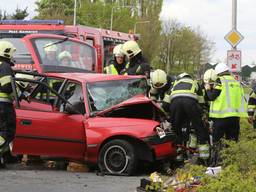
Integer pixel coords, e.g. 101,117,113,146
209,75,248,118
170,78,199,101
104,63,129,75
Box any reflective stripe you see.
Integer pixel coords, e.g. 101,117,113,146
163,93,171,103
0,97,12,103
198,144,209,159
171,93,198,100
0,75,11,86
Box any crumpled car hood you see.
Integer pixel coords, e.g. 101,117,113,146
96,94,163,117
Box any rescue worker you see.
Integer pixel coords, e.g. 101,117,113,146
0,40,17,167
168,72,210,162
104,44,128,75
58,51,72,67
43,43,58,66
120,41,151,78
204,63,247,166
149,69,175,112
247,80,256,128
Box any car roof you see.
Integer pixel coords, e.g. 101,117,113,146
46,73,144,83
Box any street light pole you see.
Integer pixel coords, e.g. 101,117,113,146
133,21,150,34
73,0,77,26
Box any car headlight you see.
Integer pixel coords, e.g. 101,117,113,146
155,126,166,139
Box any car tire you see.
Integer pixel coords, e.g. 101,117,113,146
98,139,137,175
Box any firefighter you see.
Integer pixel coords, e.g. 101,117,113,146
149,69,175,112
204,63,247,165
169,72,210,162
43,43,58,66
248,80,256,128
104,44,128,75
120,41,151,78
58,51,72,67
0,40,17,167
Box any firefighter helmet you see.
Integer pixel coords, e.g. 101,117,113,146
58,51,72,61
203,69,217,83
151,69,167,89
215,63,229,75
177,72,191,79
113,44,124,57
0,40,16,59
121,40,141,59
44,43,58,52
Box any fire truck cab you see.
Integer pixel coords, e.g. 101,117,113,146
0,20,136,73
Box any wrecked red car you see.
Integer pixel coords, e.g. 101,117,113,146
12,72,176,175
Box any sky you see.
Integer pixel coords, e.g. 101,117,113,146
0,0,254,66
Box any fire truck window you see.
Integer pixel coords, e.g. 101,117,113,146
33,38,96,72
0,38,34,65
103,40,115,67
85,38,94,46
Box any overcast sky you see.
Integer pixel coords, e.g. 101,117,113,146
0,0,254,65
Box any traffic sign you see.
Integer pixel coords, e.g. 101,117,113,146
224,29,244,47
227,50,241,72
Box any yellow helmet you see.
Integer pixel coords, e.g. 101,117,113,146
15,73,34,89
44,43,58,52
0,40,16,59
203,69,217,83
151,69,167,89
58,51,72,61
121,40,141,59
113,44,124,57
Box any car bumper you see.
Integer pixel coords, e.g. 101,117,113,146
143,133,176,159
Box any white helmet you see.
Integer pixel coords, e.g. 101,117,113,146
177,72,191,79
215,63,229,75
203,69,217,83
151,69,167,89
44,43,58,52
121,40,141,59
58,51,72,61
113,44,124,57
0,41,16,59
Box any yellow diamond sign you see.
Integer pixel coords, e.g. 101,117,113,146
225,29,244,47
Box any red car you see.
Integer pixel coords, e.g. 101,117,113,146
12,72,176,175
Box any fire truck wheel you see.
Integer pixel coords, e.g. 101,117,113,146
98,139,137,175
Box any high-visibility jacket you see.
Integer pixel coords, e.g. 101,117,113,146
209,75,248,118
104,62,129,75
169,78,199,101
0,60,14,103
248,90,256,116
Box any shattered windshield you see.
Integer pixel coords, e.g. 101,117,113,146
87,78,148,113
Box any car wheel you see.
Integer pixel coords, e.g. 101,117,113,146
98,139,137,175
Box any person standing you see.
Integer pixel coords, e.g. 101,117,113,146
204,63,247,165
104,44,128,75
120,41,151,78
0,41,17,168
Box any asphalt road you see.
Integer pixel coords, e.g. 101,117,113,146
0,169,144,192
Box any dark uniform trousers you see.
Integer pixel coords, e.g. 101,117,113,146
169,97,209,145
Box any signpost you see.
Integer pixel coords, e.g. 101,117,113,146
227,50,241,72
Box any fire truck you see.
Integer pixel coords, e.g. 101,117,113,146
0,20,136,73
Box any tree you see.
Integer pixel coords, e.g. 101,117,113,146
11,7,29,20
35,0,74,24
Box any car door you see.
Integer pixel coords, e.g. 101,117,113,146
12,77,86,160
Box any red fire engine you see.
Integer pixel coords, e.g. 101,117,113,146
0,20,136,73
